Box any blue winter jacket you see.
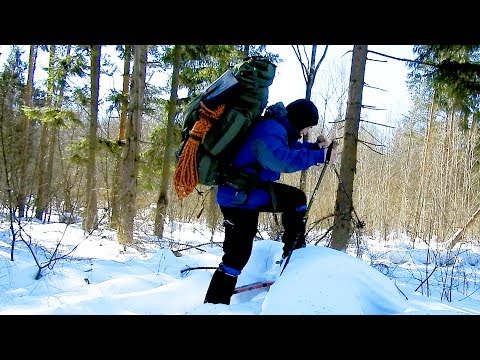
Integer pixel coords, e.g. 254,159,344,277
216,102,326,209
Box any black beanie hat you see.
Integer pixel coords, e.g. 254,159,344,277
286,99,319,132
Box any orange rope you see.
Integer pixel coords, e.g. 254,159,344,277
174,101,225,200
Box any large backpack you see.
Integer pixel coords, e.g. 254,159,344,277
174,56,276,200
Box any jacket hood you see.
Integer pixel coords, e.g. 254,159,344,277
264,102,298,140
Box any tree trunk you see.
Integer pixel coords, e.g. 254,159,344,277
84,45,101,232
118,46,131,144
17,45,37,218
44,46,71,223
35,45,55,221
330,45,368,251
412,91,437,243
111,45,132,229
117,45,147,246
299,46,316,192
154,45,182,238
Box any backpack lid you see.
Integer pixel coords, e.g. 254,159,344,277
202,69,239,109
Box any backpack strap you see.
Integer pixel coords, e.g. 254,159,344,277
220,164,261,190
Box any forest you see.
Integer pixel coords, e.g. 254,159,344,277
0,44,479,255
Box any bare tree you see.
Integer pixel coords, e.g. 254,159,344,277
330,45,368,251
412,91,437,243
117,45,147,246
291,45,328,192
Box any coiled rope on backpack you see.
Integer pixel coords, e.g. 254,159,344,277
174,101,225,200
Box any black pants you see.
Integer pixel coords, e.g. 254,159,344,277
204,182,307,304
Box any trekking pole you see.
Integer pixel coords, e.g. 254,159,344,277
306,141,337,216
279,140,337,276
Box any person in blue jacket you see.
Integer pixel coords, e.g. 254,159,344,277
204,99,337,305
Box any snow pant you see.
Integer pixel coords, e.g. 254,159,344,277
204,182,307,304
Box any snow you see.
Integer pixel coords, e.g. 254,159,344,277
2,218,480,316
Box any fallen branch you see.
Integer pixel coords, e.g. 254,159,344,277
447,205,480,249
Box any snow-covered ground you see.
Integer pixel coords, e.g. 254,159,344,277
1,218,480,315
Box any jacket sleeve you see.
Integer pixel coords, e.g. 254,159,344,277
254,127,326,173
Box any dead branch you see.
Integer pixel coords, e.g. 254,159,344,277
362,104,387,111
174,241,223,254
360,119,396,129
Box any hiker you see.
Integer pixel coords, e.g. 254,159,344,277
204,99,338,305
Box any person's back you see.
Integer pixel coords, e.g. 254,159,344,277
216,101,326,210
204,99,337,305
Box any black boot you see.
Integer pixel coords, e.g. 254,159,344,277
282,211,307,258
204,268,238,305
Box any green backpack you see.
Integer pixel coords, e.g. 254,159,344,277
174,56,276,200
